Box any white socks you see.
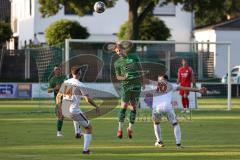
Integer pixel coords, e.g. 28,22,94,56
118,122,134,131
73,121,81,134
118,122,123,131
154,124,162,142
174,124,181,144
83,134,92,151
128,123,133,130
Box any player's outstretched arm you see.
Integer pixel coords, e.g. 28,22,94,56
48,84,61,93
56,92,63,107
178,86,207,94
84,96,100,113
143,78,158,85
48,88,54,93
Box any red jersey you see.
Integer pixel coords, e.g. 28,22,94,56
178,66,193,87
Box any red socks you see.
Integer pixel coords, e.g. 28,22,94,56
182,97,189,108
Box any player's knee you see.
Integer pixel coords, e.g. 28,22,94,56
121,102,128,109
85,124,92,134
172,122,178,126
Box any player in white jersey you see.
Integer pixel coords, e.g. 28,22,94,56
147,74,206,149
56,65,99,154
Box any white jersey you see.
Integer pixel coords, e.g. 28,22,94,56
59,78,88,114
151,82,179,113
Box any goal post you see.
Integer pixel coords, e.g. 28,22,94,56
63,39,232,110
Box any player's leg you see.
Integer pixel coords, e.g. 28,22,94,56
152,112,165,147
56,118,64,136
73,121,82,138
128,87,141,138
167,109,182,149
117,86,129,138
55,105,64,137
180,90,187,113
184,92,190,113
83,124,92,154
71,112,92,154
118,100,128,138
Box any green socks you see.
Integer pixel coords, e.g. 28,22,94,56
129,110,137,124
57,119,63,131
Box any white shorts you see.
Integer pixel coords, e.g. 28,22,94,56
61,100,90,128
152,107,177,124
71,113,90,128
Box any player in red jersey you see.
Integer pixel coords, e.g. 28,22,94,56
177,59,195,113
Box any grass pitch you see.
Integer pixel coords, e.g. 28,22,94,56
0,98,240,160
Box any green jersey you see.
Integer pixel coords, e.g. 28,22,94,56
114,53,142,85
48,75,67,99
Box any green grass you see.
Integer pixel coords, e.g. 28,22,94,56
0,98,240,160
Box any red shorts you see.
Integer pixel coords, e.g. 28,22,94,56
179,90,190,96
179,83,191,96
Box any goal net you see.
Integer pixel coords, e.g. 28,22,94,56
28,40,232,118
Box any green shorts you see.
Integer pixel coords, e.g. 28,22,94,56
121,83,141,104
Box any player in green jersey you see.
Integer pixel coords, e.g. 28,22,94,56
48,66,82,138
114,41,144,139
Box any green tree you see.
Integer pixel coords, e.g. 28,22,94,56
45,19,89,45
165,0,240,26
0,21,12,48
118,16,171,40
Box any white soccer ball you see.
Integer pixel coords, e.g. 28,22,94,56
94,1,105,13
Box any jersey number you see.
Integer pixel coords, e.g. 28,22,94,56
156,82,167,93
63,86,73,99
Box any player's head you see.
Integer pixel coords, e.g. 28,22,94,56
114,41,127,57
71,65,81,79
158,74,169,81
53,66,61,76
181,59,188,67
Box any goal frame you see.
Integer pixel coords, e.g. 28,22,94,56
65,39,232,110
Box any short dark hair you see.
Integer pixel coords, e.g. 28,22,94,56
159,74,169,80
71,65,81,75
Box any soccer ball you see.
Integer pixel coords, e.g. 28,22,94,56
94,1,105,13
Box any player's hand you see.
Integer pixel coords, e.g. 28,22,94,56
142,84,146,90
54,85,61,92
199,87,207,94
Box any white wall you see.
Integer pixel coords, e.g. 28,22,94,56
216,30,240,76
158,4,193,42
11,0,35,48
18,18,35,48
194,29,216,45
194,29,218,75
